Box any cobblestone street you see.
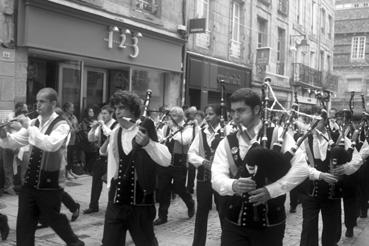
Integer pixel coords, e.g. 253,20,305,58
1,176,368,246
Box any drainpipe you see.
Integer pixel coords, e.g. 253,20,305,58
181,0,188,106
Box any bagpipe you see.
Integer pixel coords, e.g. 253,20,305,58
225,78,321,229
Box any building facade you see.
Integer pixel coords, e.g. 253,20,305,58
333,0,369,110
1,0,186,119
185,0,252,110
252,0,337,111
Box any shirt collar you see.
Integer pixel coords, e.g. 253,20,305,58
37,112,58,127
239,120,262,140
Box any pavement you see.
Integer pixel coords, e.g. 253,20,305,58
0,175,369,246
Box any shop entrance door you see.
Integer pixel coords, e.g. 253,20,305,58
59,64,107,117
83,67,107,110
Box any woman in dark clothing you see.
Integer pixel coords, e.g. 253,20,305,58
79,106,99,174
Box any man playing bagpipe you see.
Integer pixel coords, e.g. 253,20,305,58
211,85,318,246
299,107,367,246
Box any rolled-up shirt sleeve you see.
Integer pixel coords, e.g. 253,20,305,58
188,133,205,167
265,132,310,199
343,148,363,175
142,140,172,167
28,123,70,152
0,128,29,150
211,139,236,196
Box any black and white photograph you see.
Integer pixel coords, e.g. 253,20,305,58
0,0,369,245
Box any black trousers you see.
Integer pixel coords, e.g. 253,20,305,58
102,203,157,245
221,219,285,246
157,164,194,220
187,164,196,193
88,156,107,210
16,186,79,246
300,197,341,246
192,180,222,246
62,191,79,213
84,151,98,174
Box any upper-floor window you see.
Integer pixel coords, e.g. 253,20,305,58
277,28,286,75
258,0,271,6
257,16,268,47
278,0,288,16
321,8,326,34
135,0,160,16
232,2,240,42
351,36,366,60
328,15,333,39
196,0,210,30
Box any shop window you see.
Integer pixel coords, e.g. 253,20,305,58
27,58,58,109
108,70,130,99
131,69,165,111
135,0,160,16
347,78,363,93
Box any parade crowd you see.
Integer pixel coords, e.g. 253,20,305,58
0,83,369,246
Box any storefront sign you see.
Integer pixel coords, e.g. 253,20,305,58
105,27,142,58
189,18,206,33
256,47,270,65
297,95,317,105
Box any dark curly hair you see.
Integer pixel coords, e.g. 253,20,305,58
109,90,141,119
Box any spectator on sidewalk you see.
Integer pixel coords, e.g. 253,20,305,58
63,102,81,179
79,106,99,174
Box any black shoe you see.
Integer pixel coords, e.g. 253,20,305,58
289,206,297,213
153,217,167,226
71,203,80,222
188,201,195,218
67,239,85,246
0,214,9,241
83,208,99,214
345,228,354,238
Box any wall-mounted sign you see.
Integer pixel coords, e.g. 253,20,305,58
297,95,317,105
104,27,143,58
189,18,207,33
256,47,271,65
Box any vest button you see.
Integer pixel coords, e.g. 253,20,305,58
118,182,121,185
242,223,246,226
46,179,51,183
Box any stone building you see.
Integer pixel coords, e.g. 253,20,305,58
1,0,186,119
333,0,369,110
185,0,252,110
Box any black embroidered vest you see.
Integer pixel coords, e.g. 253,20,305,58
24,116,65,190
110,127,156,206
223,127,287,229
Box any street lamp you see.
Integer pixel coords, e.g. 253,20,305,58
290,34,310,53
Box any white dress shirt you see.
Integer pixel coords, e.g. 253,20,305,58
104,124,172,188
211,121,311,199
188,123,221,167
0,112,70,152
304,131,363,176
88,118,117,143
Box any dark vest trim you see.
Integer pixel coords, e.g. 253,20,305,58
24,115,65,190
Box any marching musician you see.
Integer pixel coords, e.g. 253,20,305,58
83,105,119,214
188,104,223,246
211,88,313,246
154,106,195,225
185,106,198,194
100,90,171,246
0,88,84,246
299,111,363,246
